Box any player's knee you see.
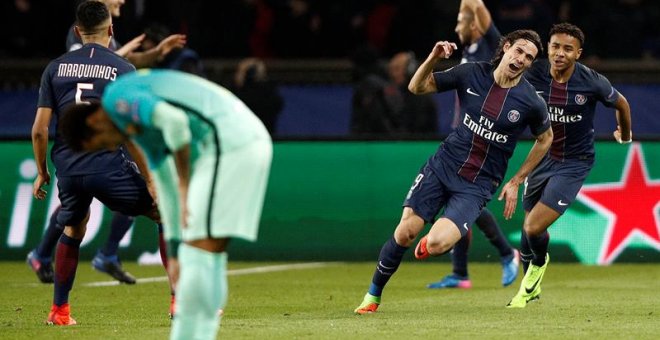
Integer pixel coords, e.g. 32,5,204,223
393,227,417,247
426,235,454,255
523,221,543,237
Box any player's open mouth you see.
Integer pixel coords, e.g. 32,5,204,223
508,64,521,72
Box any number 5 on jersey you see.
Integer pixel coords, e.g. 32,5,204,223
76,83,94,104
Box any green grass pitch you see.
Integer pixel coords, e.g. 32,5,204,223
1,261,659,339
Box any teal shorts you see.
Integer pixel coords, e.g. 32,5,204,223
184,138,272,242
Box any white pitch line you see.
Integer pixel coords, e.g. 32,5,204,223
83,262,339,287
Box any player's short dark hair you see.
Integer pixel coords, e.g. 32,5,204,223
76,0,110,33
491,29,543,66
59,102,101,152
549,23,585,48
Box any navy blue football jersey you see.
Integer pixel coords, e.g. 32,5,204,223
66,25,121,52
37,43,135,175
525,59,619,160
461,23,501,64
432,62,550,184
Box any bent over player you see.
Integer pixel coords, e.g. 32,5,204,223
59,70,272,340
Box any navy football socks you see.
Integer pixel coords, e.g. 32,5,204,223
476,209,513,258
36,206,64,260
368,237,408,297
527,230,550,267
519,230,533,273
451,229,472,278
100,213,134,257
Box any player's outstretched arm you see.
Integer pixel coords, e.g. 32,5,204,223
116,34,145,58
127,34,187,69
31,107,53,200
409,41,458,95
613,93,632,143
498,127,553,219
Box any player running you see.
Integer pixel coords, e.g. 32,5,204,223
354,30,553,314
428,0,520,290
506,23,632,308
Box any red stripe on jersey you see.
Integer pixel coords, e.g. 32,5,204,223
458,83,509,181
89,48,94,58
548,79,567,105
480,84,510,120
548,79,568,159
550,122,566,161
458,135,490,182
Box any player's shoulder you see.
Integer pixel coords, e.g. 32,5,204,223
574,62,608,83
463,61,493,75
526,59,550,79
518,77,546,107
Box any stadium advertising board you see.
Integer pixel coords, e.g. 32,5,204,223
1,141,658,263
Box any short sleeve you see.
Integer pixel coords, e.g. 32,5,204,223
37,63,55,108
528,94,551,136
102,84,161,131
433,63,473,93
592,71,619,108
151,102,192,151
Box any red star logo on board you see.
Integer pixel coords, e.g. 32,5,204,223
578,143,660,264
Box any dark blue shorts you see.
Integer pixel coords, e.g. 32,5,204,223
523,156,593,214
56,160,154,226
403,160,498,237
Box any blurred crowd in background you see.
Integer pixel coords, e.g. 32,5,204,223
3,0,660,61
2,0,660,139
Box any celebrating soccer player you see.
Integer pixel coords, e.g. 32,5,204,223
30,1,169,325
354,29,553,314
428,0,520,291
506,23,632,308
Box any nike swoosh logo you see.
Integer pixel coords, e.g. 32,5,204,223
558,200,568,206
536,91,544,95
378,261,396,270
525,276,542,294
462,223,469,230
466,88,480,96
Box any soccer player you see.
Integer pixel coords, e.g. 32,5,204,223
28,0,185,285
428,0,520,290
354,30,553,314
59,70,272,339
31,1,165,325
506,23,632,308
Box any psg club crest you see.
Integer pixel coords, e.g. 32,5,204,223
575,94,587,105
507,109,520,122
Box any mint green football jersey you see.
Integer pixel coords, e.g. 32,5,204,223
102,69,269,168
